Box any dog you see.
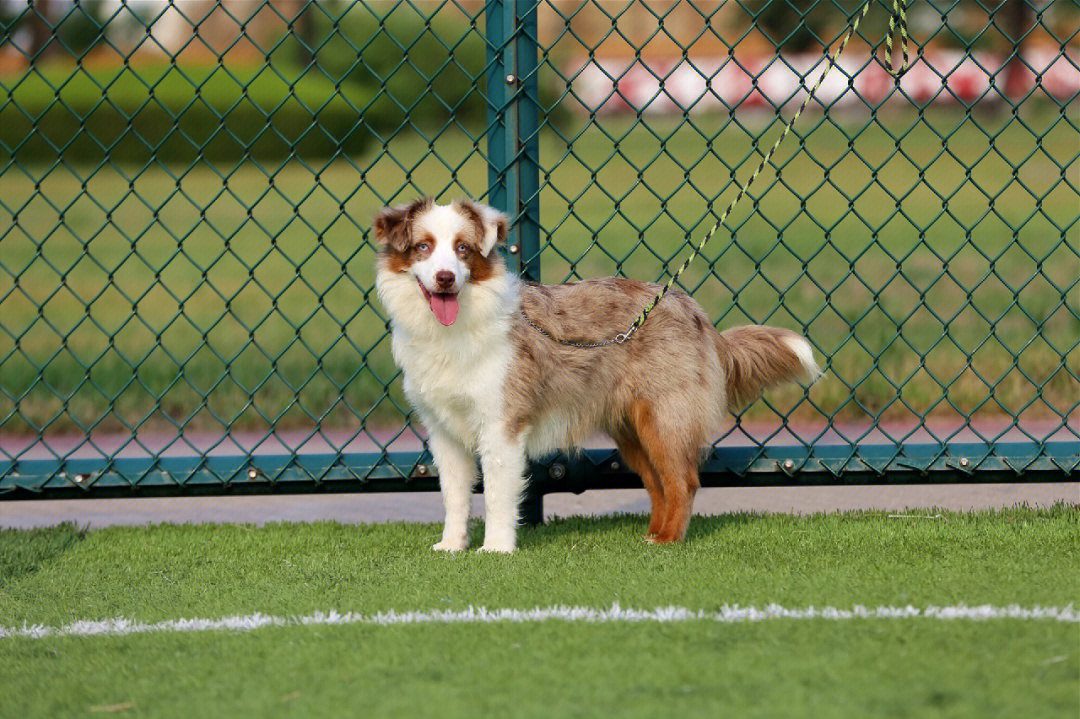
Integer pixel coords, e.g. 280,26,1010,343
373,197,820,552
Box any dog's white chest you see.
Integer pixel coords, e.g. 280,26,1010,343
391,331,509,449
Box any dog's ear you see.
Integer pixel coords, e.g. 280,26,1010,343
372,198,431,252
458,200,508,257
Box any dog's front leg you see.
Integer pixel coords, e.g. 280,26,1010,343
478,432,527,553
428,428,477,552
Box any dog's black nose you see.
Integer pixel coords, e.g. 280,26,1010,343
435,271,455,290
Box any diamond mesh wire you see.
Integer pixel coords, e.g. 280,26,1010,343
0,0,1076,495
533,0,1078,474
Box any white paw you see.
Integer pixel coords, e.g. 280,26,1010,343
432,536,468,552
478,531,517,553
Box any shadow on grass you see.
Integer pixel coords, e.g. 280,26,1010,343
0,522,86,587
515,510,771,550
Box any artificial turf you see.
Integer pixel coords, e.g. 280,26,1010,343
0,505,1077,718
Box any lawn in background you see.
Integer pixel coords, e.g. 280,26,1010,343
0,506,1077,718
1,107,1076,437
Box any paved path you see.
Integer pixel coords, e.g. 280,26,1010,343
1,483,1075,529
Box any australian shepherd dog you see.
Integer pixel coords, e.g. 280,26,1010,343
374,197,820,553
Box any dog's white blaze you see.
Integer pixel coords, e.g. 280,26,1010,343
783,335,821,381
4,604,1075,639
411,204,472,292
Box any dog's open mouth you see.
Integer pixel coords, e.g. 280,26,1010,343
418,281,459,327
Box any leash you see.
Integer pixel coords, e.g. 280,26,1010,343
524,0,910,347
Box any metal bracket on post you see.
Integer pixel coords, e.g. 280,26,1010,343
486,0,543,524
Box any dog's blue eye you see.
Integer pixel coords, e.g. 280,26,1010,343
416,243,429,251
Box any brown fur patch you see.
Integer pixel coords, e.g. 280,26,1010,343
372,197,432,253
614,427,666,537
629,398,699,543
454,199,483,229
464,246,497,284
381,231,435,274
456,198,507,248
383,248,411,274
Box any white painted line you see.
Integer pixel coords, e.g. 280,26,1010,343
2,603,1076,640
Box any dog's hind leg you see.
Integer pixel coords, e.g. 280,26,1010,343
428,428,478,552
614,431,665,539
630,399,700,544
652,463,700,544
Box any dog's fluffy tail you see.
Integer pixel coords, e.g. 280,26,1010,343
715,325,821,410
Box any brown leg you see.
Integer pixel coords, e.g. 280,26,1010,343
614,432,666,538
651,466,699,543
630,400,700,544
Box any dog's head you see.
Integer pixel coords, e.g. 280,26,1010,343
372,198,508,327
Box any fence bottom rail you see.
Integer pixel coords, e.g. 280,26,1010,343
2,441,1075,504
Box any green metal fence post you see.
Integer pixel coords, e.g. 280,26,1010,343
485,0,541,279
486,0,544,524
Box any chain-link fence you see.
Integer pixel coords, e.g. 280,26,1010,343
1,0,1076,504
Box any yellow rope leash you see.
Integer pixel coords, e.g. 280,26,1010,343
525,0,910,347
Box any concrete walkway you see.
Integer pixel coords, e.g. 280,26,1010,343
1,483,1075,529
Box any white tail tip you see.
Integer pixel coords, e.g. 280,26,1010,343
783,336,822,383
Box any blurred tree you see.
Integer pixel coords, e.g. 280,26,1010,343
10,0,107,62
750,0,890,53
308,6,488,129
1002,0,1036,95
292,0,317,65
55,0,107,56
26,0,55,60
0,1,19,34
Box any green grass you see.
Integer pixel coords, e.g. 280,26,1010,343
0,507,1077,718
0,107,1077,437
0,522,83,585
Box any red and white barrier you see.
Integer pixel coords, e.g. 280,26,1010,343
570,49,1079,114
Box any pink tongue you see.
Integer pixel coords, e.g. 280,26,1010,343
429,293,459,326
